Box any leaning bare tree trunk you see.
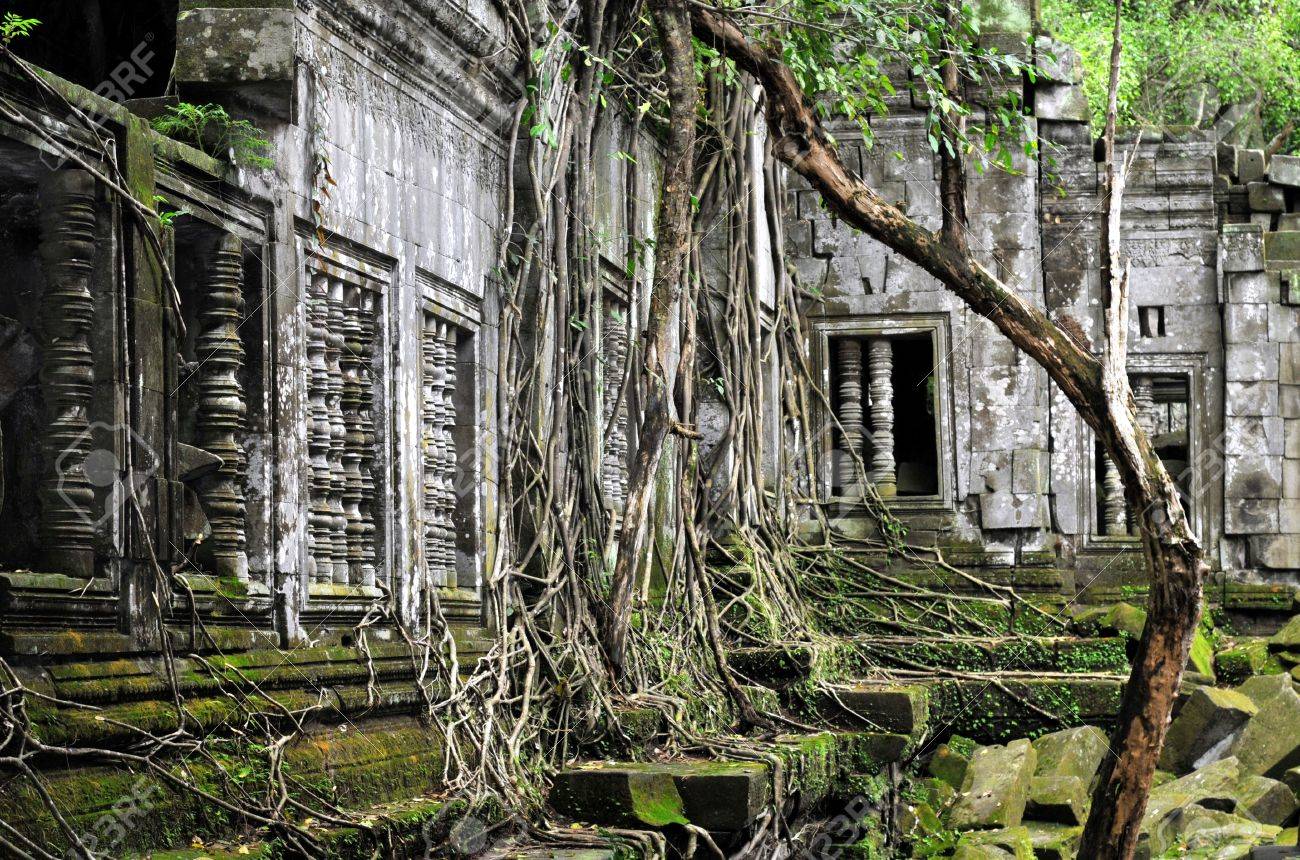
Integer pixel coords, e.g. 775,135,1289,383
690,10,1208,857
603,0,699,675
1079,2,1208,855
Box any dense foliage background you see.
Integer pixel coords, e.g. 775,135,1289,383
1043,0,1300,152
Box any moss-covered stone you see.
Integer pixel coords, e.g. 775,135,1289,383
1031,726,1109,784
950,739,1036,830
928,741,971,789
1159,686,1258,774
550,767,688,829
1025,775,1088,825
954,825,1034,859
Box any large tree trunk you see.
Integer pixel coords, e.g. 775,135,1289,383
602,0,698,675
690,9,1209,857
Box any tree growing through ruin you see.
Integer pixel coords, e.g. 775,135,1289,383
682,2,1208,857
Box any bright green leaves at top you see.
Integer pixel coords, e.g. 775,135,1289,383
0,12,39,47
1043,0,1300,153
711,0,1042,175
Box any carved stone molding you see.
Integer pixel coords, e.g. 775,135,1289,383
601,303,630,512
422,315,459,588
36,169,98,578
195,234,249,581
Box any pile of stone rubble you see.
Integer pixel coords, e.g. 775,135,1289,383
904,614,1300,858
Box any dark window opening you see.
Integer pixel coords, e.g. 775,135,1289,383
1139,306,1166,337
10,1,177,101
892,335,939,496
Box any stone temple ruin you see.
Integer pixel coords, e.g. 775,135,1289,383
1,1,1300,858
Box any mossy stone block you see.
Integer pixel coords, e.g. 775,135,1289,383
1270,615,1300,651
928,742,971,789
950,739,1036,830
1230,675,1300,778
1025,775,1088,825
1232,774,1297,825
1032,725,1109,783
1022,822,1082,860
1159,687,1258,774
830,683,929,734
954,825,1034,860
550,767,688,829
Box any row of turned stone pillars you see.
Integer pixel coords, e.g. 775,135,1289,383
834,337,897,497
33,170,254,582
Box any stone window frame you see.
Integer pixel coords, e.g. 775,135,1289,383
303,245,395,599
417,270,485,611
812,313,955,511
1081,352,1211,548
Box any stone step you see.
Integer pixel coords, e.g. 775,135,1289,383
13,630,490,708
728,635,1129,689
6,715,451,857
803,682,930,733
549,731,905,841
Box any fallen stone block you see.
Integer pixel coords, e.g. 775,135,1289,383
954,826,1034,860
950,739,1037,829
1230,674,1300,778
1283,765,1300,797
1025,775,1088,824
1268,615,1300,651
1233,775,1297,825
1159,686,1258,774
1216,638,1286,686
1032,725,1110,783
929,738,973,789
1144,757,1243,829
1145,806,1280,858
822,683,928,734
1240,149,1268,183
1022,822,1082,860
549,766,688,829
1270,155,1300,188
1249,182,1287,212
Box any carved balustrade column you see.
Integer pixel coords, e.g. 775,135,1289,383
601,308,630,510
834,338,864,491
355,289,378,588
36,169,98,578
306,273,334,584
867,337,897,497
438,324,459,585
325,278,349,584
426,313,447,589
1102,454,1128,536
1133,374,1157,436
195,234,248,581
340,284,365,587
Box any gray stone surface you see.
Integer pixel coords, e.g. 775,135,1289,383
951,739,1037,829
1270,155,1300,188
1230,675,1300,777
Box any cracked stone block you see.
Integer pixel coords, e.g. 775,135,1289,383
1011,449,1049,494
1221,224,1267,272
979,491,1046,529
1270,154,1300,188
1269,616,1300,650
1025,775,1088,824
1159,687,1258,774
1144,757,1243,829
950,739,1037,829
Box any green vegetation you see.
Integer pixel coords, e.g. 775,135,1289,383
151,102,273,169
0,12,39,47
1043,0,1300,152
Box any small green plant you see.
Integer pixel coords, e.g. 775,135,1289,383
0,13,39,46
151,195,185,230
151,102,273,169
